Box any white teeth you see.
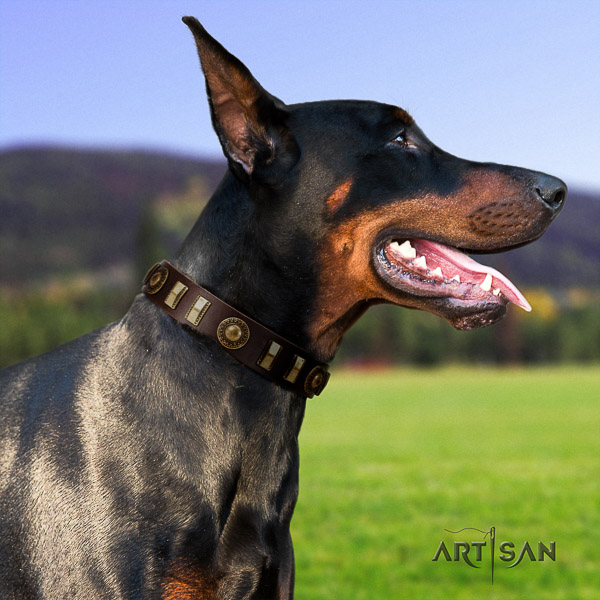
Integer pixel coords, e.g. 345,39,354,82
398,240,417,259
452,274,461,283
493,288,501,296
479,273,493,291
431,267,443,279
413,255,427,270
389,240,417,260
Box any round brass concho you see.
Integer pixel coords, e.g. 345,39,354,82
217,317,250,350
145,265,169,295
304,365,330,397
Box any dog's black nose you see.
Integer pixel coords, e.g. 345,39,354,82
534,174,567,213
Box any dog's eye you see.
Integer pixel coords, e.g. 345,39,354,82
387,130,414,152
393,131,407,145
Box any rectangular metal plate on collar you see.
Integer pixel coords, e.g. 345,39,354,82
164,281,189,309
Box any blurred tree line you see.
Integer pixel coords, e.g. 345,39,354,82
1,147,599,370
334,290,600,367
1,282,599,370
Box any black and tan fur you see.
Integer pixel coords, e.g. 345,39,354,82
0,18,565,599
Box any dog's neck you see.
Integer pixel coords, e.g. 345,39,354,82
174,172,319,354
124,173,310,577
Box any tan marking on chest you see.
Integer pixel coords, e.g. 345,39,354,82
161,562,219,600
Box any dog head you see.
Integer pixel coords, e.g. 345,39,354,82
182,17,566,361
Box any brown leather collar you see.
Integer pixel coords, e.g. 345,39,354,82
142,260,330,398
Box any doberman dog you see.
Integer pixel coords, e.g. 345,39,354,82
0,16,566,599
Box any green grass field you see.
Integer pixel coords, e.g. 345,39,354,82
292,366,599,599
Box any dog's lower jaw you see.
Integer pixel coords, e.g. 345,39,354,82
429,298,508,330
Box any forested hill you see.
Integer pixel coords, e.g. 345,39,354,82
0,146,225,285
0,146,598,288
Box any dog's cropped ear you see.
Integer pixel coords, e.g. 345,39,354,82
182,17,298,180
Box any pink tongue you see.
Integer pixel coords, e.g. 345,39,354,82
418,240,532,312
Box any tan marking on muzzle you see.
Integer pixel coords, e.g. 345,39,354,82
308,167,551,360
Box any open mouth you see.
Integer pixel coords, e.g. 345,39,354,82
376,237,530,323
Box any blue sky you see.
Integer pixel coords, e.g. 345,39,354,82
1,0,599,190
